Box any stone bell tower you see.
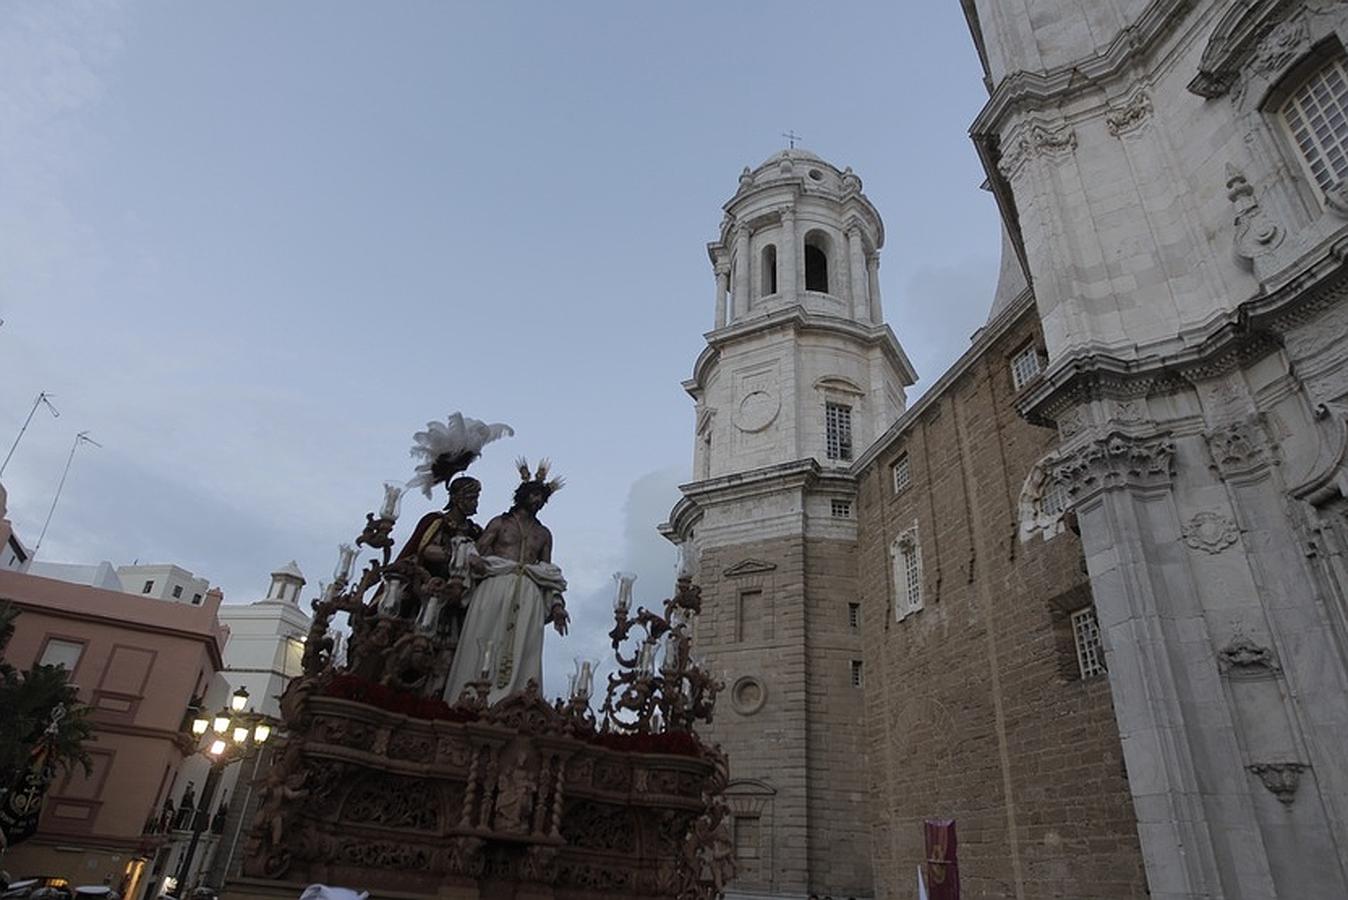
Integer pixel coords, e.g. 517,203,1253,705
664,148,915,898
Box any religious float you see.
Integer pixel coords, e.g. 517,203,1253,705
223,416,732,900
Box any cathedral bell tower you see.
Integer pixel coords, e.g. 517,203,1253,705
664,149,915,898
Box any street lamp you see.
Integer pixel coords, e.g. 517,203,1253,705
178,696,276,896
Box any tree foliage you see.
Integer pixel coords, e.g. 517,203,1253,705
0,601,94,786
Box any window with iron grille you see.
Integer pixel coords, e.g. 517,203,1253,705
1011,345,1042,390
1072,607,1107,679
848,602,860,629
892,527,923,620
825,402,853,461
172,584,183,599
1042,478,1069,516
1281,55,1348,196
734,815,761,860
142,580,154,594
850,659,863,687
831,498,853,518
892,452,911,493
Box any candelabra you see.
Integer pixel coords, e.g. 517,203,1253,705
600,562,720,734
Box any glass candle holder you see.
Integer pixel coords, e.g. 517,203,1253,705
379,482,406,521
477,639,498,682
378,576,406,616
334,543,359,582
637,642,658,677
613,571,637,614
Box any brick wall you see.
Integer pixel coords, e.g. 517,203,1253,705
854,305,1147,899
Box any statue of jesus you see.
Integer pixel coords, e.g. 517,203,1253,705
443,459,569,705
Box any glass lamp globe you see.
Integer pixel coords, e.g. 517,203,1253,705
253,722,272,743
212,712,231,734
191,717,209,736
230,687,250,712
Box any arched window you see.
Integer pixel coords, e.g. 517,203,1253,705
804,231,830,293
1279,51,1348,196
760,244,778,296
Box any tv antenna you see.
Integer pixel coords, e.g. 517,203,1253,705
1,392,60,477
34,430,102,557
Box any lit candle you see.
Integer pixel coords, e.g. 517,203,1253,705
613,571,637,614
379,482,405,521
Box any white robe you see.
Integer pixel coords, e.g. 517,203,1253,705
442,555,567,706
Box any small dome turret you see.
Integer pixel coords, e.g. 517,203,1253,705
708,148,885,330
262,560,306,605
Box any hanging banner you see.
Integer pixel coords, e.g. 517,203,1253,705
0,743,56,846
923,818,960,900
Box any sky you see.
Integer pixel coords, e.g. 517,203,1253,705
0,1,1003,698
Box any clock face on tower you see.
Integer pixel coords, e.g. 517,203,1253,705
735,389,780,433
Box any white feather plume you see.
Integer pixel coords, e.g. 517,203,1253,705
407,413,514,497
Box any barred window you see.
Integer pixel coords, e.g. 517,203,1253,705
831,499,853,518
1281,55,1348,195
1072,607,1107,679
825,402,853,461
850,660,864,687
141,580,154,594
891,527,923,620
734,815,761,860
1042,478,1069,516
892,452,911,494
848,602,860,629
1011,345,1042,390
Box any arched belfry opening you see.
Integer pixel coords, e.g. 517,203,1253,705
761,244,778,296
804,231,830,293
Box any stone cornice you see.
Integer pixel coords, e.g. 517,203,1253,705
969,0,1196,135
851,289,1036,474
1019,236,1348,425
688,308,917,398
661,460,858,542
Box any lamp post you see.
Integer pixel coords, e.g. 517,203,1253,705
171,687,274,897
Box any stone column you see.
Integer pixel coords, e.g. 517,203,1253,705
780,206,797,302
867,253,882,324
734,225,751,321
847,224,869,322
714,264,730,329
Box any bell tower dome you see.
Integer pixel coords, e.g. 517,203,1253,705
692,149,915,483
665,150,911,898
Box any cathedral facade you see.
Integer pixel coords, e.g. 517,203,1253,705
669,2,1348,898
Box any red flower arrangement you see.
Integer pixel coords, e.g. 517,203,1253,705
324,673,479,723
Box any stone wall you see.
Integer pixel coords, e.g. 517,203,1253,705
854,304,1147,900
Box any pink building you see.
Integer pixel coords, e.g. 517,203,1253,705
0,567,227,897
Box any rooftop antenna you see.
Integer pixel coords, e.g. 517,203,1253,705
33,430,102,558
782,130,802,149
1,392,60,477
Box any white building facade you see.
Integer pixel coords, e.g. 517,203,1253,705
965,1,1348,896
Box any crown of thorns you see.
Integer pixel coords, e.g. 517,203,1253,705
515,457,565,496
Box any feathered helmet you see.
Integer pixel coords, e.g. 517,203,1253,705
515,457,564,499
407,413,514,498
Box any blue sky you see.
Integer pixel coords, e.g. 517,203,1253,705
0,1,1003,696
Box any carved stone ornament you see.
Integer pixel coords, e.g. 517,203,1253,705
1218,634,1281,678
1182,511,1240,554
1051,433,1175,503
1226,164,1284,267
1251,17,1309,76
1106,91,1153,137
1247,762,1309,805
1205,416,1276,478
999,123,1077,179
